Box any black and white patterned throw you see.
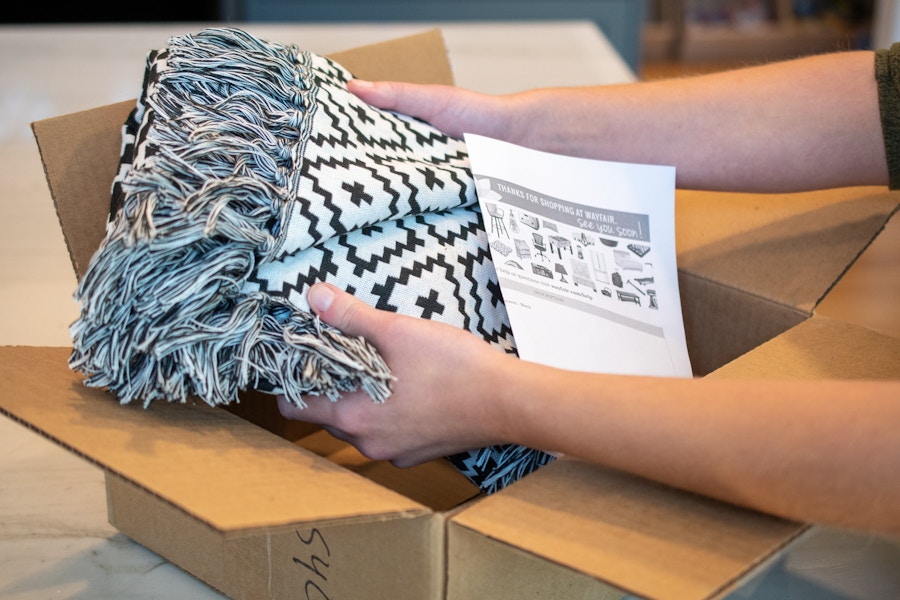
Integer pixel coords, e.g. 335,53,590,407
69,28,555,494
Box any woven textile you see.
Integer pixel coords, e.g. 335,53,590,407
69,28,554,493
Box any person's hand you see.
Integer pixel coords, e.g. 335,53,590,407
277,282,514,467
348,79,518,142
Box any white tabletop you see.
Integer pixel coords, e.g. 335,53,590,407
0,21,897,600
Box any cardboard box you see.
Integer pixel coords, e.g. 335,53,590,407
2,28,899,600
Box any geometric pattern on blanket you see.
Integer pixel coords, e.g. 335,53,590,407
68,27,554,494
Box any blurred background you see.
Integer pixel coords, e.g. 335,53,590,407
0,0,883,78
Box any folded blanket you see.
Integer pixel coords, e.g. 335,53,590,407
69,27,554,494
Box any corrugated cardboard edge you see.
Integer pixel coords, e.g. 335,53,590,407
448,316,900,600
0,347,443,599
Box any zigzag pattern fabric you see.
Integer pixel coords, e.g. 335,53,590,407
69,27,555,494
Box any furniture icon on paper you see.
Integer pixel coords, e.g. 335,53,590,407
548,234,572,259
508,208,520,234
490,239,512,257
617,290,641,306
554,263,568,283
532,232,548,260
520,213,539,230
590,248,609,283
514,238,531,261
627,243,651,258
476,178,508,238
613,249,643,271
571,260,596,290
486,202,509,238
531,262,553,279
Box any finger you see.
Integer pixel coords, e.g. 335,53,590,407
276,396,357,447
307,282,383,340
347,79,401,110
348,79,449,123
276,392,339,424
320,425,354,445
276,394,308,420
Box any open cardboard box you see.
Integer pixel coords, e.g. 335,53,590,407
2,29,899,600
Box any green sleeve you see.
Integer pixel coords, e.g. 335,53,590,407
875,43,900,190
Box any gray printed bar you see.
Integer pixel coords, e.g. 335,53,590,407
476,174,651,242
498,275,665,338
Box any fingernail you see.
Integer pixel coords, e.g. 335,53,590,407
308,283,335,313
349,79,373,91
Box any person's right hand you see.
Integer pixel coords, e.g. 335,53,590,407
348,79,518,142
276,282,517,467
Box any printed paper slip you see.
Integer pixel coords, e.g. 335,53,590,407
465,134,692,377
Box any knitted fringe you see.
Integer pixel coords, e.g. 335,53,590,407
70,29,393,408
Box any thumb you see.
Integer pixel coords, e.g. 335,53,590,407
307,282,377,339
347,79,407,112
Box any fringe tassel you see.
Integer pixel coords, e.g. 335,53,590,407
70,28,393,408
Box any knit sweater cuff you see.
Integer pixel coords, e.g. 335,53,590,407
875,42,900,190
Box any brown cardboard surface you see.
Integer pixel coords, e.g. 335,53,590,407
710,314,900,380
32,101,134,281
296,429,480,511
106,473,444,600
817,210,900,338
676,187,897,311
678,269,809,375
675,187,899,374
0,346,424,530
329,28,454,86
448,521,626,600
448,459,802,600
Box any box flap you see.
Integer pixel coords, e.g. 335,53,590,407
450,458,802,600
676,186,899,313
31,28,453,282
710,314,900,380
106,473,444,600
329,28,454,86
676,186,899,375
32,101,134,281
0,346,426,531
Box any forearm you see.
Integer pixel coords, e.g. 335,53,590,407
507,51,888,192
494,359,900,534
